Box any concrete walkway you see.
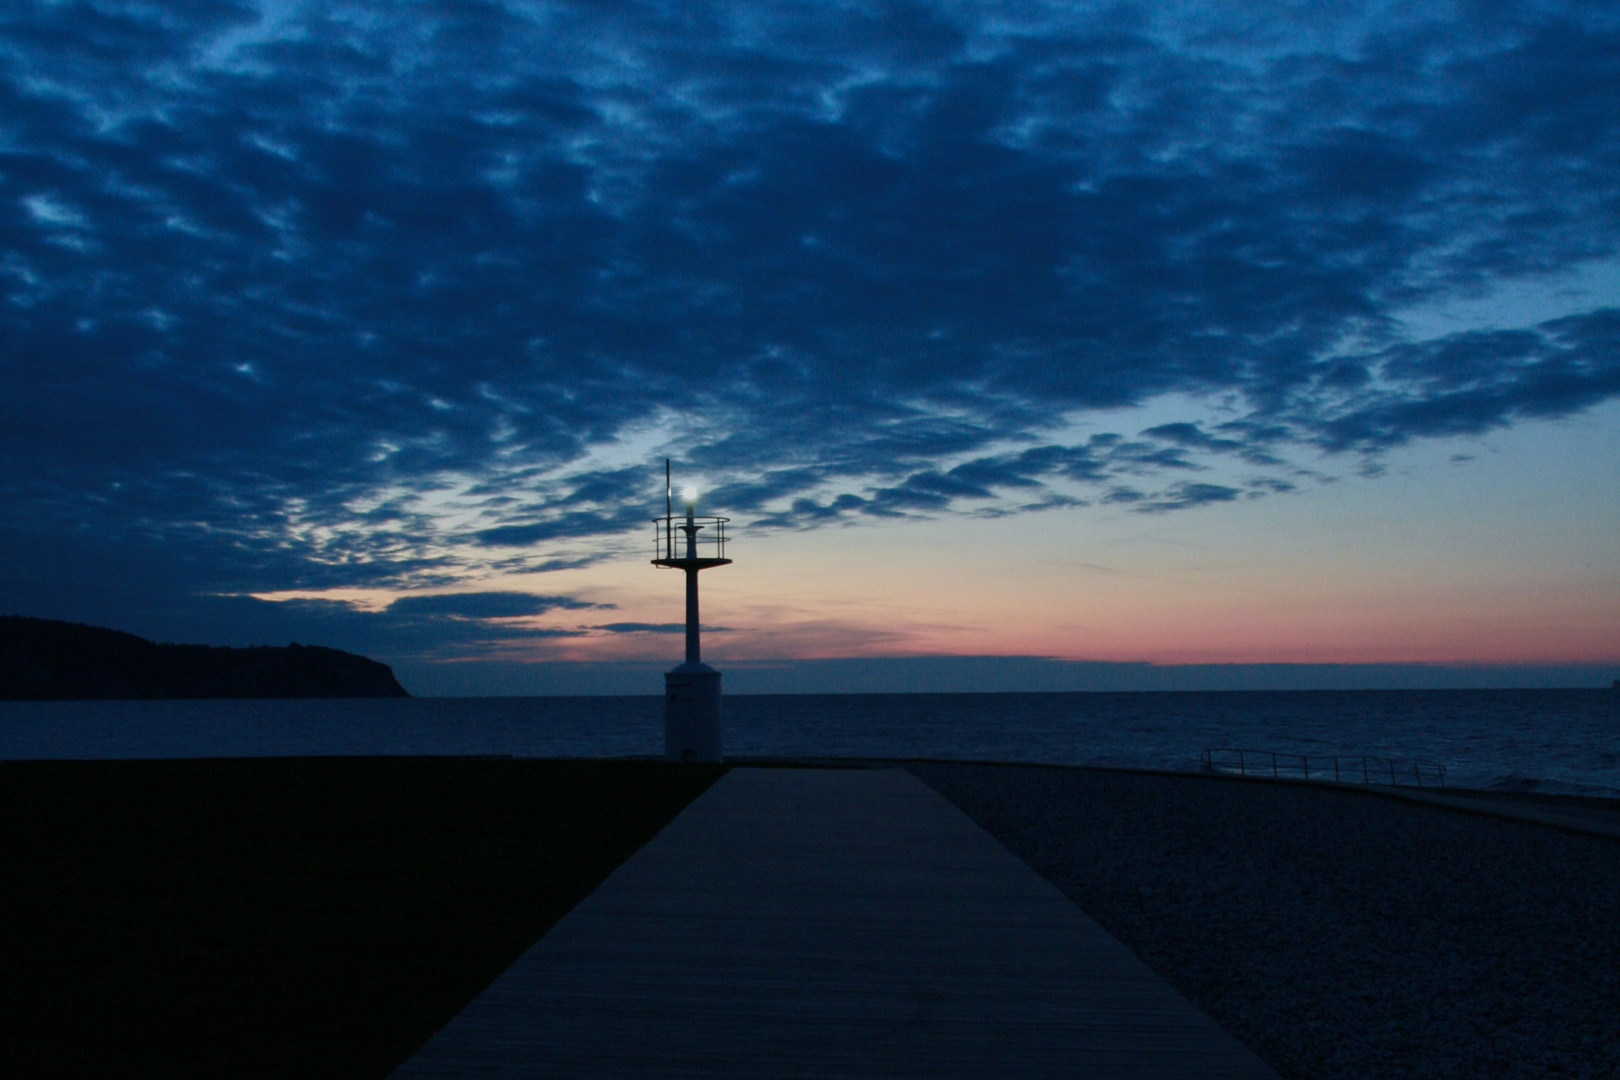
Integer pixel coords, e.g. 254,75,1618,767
390,768,1278,1078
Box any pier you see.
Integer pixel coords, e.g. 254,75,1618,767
390,767,1277,1078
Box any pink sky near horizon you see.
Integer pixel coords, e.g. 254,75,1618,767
253,398,1620,676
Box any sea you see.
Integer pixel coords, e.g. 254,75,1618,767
2,689,1617,797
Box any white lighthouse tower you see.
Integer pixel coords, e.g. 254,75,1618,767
652,460,731,762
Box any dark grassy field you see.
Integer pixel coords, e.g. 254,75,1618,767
0,757,725,1079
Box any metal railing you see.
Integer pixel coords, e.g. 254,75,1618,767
1200,748,1446,789
651,515,730,563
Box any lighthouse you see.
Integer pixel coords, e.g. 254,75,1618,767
651,460,731,762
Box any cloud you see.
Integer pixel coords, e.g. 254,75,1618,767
386,591,607,618
1306,310,1620,451
232,595,600,657
1,0,1618,639
1141,423,1242,452
596,622,732,634
1135,482,1245,513
202,594,601,659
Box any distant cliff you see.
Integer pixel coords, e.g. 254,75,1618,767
0,616,410,700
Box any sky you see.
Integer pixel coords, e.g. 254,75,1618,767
2,0,1617,694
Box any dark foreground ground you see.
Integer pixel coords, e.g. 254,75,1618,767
911,763,1620,1080
4,759,1617,1079
0,758,725,1079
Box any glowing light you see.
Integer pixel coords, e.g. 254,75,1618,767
681,485,699,505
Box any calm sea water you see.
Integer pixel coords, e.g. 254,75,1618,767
1,690,1616,796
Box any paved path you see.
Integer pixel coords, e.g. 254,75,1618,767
391,767,1278,1078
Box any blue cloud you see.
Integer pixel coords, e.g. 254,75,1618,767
1138,482,1245,513
1310,310,1620,450
1,1,1618,646
386,592,607,618
596,622,732,634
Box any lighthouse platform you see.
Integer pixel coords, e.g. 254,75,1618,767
388,767,1277,1079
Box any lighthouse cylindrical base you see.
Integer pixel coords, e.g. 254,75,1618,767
664,664,722,763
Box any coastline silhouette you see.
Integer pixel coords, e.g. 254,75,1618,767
0,615,408,699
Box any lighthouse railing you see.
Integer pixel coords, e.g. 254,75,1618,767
652,515,730,563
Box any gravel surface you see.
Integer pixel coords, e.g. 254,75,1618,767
909,763,1620,1080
